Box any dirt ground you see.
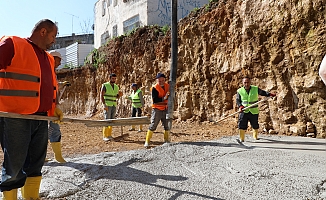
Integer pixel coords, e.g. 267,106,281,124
46,114,239,160
0,114,238,162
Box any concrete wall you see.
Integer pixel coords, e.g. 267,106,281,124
94,0,208,48
94,0,148,48
51,34,94,50
147,0,208,26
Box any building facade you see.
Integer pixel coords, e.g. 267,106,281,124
50,33,94,50
94,0,208,48
49,34,94,69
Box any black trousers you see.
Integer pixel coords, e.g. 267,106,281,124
132,107,142,117
238,112,259,130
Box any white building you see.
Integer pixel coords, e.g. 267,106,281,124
50,42,94,69
65,42,94,68
94,0,209,48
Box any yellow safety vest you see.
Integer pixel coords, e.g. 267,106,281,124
103,82,119,107
237,86,259,114
131,89,142,108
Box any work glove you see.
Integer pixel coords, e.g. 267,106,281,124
269,93,276,97
239,105,245,112
53,107,63,124
63,81,71,87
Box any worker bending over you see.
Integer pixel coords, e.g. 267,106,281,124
145,73,170,148
236,76,276,142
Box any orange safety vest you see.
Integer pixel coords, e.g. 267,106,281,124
152,83,169,110
0,36,57,116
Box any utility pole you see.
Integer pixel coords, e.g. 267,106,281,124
167,0,178,130
64,12,79,34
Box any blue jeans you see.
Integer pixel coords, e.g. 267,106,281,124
48,121,61,142
0,117,48,191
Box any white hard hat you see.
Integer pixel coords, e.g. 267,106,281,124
49,50,62,59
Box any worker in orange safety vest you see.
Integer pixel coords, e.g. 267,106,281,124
144,73,170,148
0,19,63,200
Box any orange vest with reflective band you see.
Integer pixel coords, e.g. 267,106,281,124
0,36,57,115
152,83,169,110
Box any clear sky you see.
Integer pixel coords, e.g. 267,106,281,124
0,0,96,38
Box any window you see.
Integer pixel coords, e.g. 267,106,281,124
123,15,140,34
112,25,118,37
102,0,106,16
101,31,110,45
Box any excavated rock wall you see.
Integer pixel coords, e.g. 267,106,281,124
57,0,326,138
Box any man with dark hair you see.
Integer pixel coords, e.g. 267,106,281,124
144,72,170,148
236,76,276,142
100,73,122,141
31,19,57,35
0,19,63,199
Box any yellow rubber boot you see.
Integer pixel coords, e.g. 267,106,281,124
239,129,246,142
21,176,42,200
129,125,135,131
164,130,170,143
51,142,66,163
2,189,17,200
144,130,153,147
103,127,113,141
138,125,143,132
107,126,112,137
253,129,259,140
103,127,109,138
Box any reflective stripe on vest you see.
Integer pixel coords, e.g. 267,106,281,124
152,82,169,111
131,89,142,108
0,36,57,115
237,86,259,114
103,82,119,107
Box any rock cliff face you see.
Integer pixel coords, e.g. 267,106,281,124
57,0,326,138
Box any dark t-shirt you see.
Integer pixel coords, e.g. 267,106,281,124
0,37,54,113
152,85,166,103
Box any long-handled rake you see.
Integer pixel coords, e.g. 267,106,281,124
213,96,272,125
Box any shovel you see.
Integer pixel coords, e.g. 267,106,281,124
58,85,67,100
213,96,272,125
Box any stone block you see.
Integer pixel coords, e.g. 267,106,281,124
289,123,306,136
